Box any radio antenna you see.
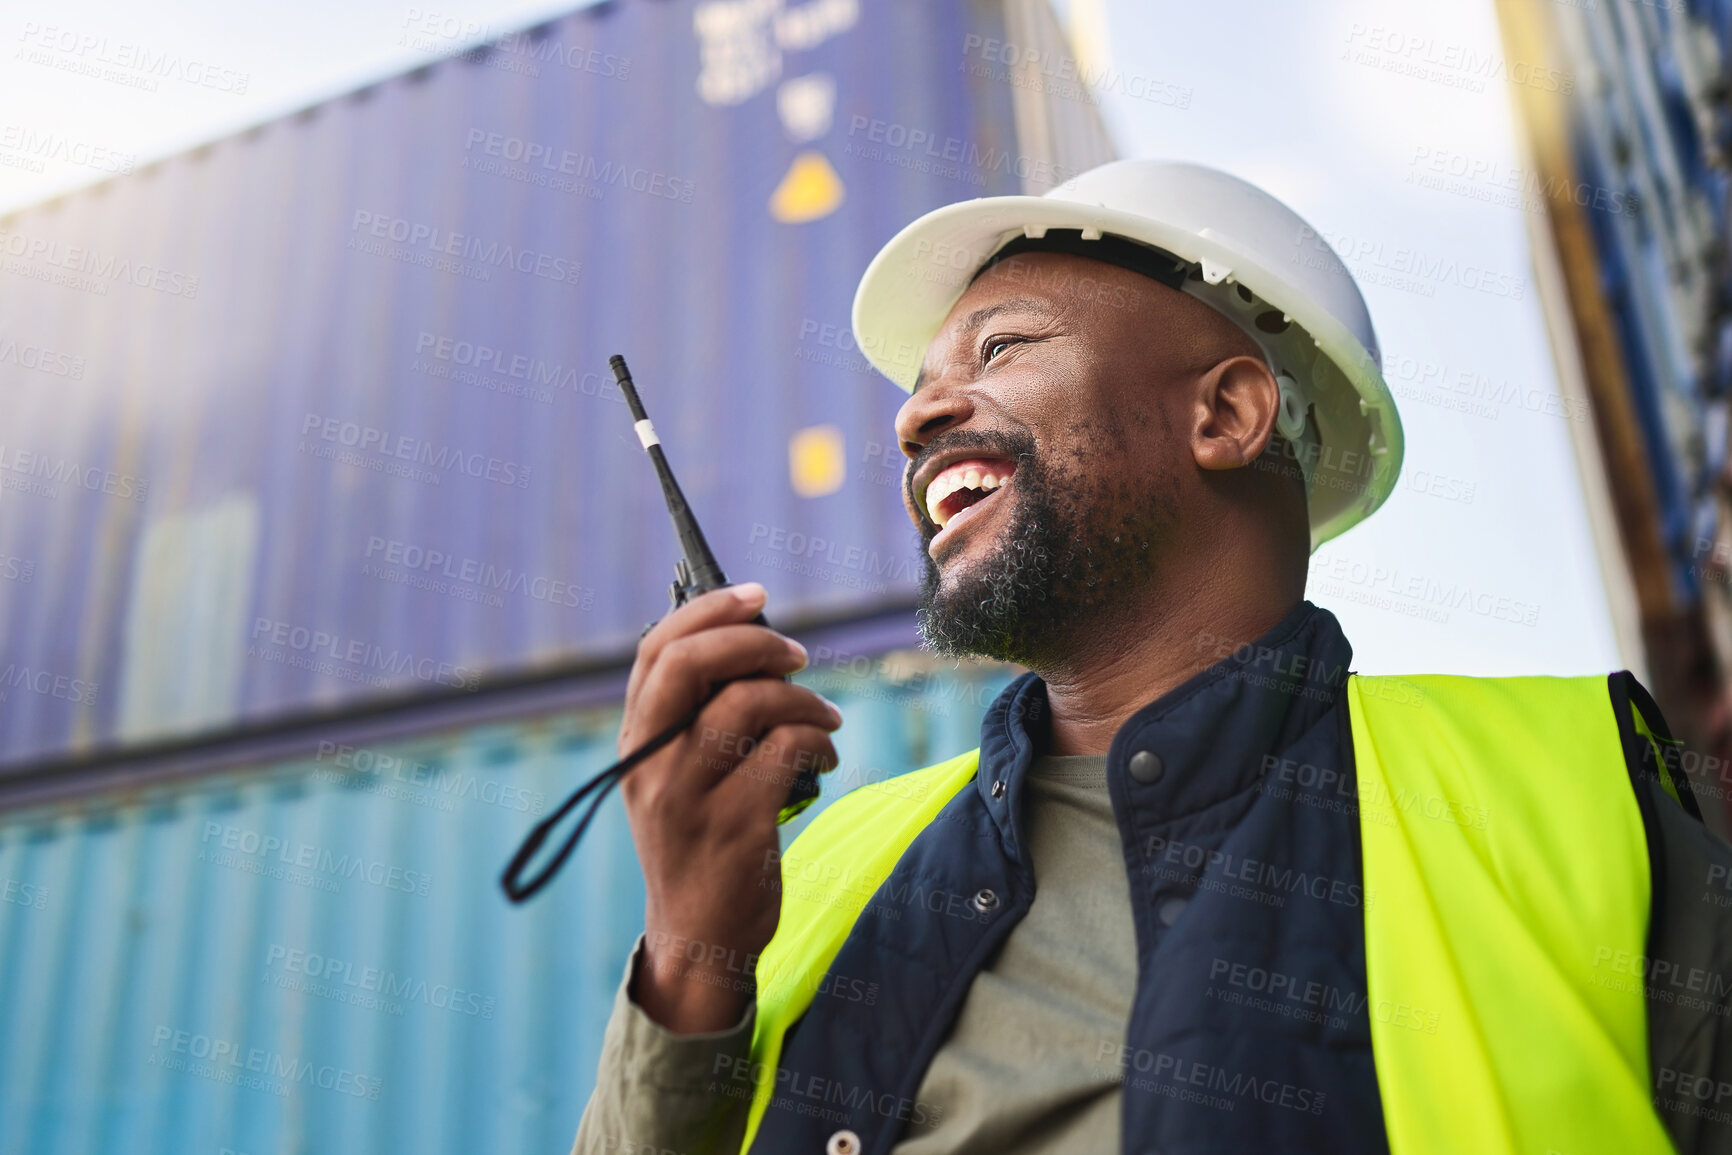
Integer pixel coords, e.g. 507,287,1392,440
610,354,728,604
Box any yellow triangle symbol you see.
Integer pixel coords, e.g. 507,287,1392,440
769,150,845,224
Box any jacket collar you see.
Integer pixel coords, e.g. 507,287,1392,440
973,600,1355,860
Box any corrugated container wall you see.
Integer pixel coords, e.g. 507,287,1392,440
0,0,1109,766
0,663,1016,1155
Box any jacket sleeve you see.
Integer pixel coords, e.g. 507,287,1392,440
1609,673,1732,1155
570,935,756,1155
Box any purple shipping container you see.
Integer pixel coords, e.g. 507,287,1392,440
0,0,1111,770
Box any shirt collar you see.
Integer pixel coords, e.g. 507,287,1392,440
974,600,1354,859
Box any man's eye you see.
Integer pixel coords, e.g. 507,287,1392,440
983,336,1019,363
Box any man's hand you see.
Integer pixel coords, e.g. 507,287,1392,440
619,582,842,1034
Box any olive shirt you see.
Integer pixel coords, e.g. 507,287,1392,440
571,753,1137,1155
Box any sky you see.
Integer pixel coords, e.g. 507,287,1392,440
1075,0,1624,678
0,0,1625,679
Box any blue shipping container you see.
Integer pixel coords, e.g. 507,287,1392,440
0,659,1014,1155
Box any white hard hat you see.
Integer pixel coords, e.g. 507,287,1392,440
850,158,1403,550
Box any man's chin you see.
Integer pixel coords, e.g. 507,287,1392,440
916,544,1041,662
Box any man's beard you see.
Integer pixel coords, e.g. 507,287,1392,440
914,426,1177,666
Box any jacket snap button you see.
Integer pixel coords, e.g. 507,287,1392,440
1158,896,1189,926
991,779,1007,799
1129,750,1165,784
827,1129,862,1155
972,888,1000,913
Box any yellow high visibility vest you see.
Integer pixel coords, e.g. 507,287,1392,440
740,675,1681,1153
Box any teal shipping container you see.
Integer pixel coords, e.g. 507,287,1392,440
0,658,1014,1155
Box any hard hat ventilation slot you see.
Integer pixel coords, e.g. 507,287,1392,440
1235,284,1255,303
1275,374,1309,442
1255,311,1289,334
971,229,1190,290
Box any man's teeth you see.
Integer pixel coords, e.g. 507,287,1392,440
925,468,1005,527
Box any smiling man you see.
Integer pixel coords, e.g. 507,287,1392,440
573,160,1732,1155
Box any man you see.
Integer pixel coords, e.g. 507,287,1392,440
573,160,1732,1155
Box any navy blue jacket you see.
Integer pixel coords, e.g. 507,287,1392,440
752,601,1389,1153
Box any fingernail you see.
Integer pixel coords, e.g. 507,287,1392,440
821,695,843,724
734,582,766,604
787,639,809,662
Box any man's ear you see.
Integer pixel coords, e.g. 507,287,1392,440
1191,356,1281,472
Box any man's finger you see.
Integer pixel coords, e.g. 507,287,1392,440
623,583,788,719
715,722,839,812
637,583,771,667
622,626,813,752
649,679,841,788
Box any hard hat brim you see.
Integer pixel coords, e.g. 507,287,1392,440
850,195,1403,551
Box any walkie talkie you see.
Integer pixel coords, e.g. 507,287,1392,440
499,355,822,904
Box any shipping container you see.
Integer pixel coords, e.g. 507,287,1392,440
1493,0,1732,827
0,0,1112,767
0,658,1016,1155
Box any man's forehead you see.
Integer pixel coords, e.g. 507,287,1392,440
912,251,1159,390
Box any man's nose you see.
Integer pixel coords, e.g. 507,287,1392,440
893,384,974,460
